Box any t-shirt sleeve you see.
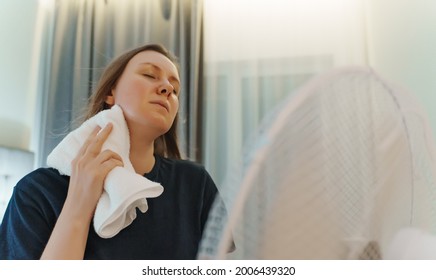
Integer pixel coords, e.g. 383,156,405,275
200,169,236,253
200,170,218,231
0,186,53,260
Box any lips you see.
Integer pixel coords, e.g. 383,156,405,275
150,100,169,112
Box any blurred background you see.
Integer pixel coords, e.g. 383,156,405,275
1,0,436,219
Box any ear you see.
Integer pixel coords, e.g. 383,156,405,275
105,89,115,106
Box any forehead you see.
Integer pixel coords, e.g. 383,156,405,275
128,50,179,79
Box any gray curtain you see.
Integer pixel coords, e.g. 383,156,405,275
35,0,203,167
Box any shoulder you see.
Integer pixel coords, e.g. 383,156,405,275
161,156,207,170
155,155,216,190
14,167,69,196
0,168,67,259
7,167,69,225
158,156,212,180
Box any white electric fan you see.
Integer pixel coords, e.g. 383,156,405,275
198,66,436,259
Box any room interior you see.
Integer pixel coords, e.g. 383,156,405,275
1,0,436,259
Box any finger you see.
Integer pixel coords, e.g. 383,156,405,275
86,123,113,156
96,150,123,166
77,125,102,156
99,158,124,177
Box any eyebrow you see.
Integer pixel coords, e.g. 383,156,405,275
140,62,180,87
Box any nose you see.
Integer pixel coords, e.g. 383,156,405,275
158,81,174,96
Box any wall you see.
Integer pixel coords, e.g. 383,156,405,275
366,0,436,135
204,0,367,65
204,0,436,136
0,0,39,151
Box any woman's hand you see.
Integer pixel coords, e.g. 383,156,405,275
41,123,123,259
66,123,124,220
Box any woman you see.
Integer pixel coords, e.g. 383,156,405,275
0,44,218,260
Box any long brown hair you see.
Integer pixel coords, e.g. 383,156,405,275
82,44,181,159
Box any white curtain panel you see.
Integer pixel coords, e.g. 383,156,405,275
202,0,369,186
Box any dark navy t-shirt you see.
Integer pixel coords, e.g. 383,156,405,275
0,155,218,259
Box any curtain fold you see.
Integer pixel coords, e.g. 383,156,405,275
35,0,203,167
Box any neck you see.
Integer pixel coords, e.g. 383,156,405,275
129,130,157,175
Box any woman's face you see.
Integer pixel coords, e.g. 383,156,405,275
107,51,180,136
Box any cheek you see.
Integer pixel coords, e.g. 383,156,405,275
171,97,180,115
114,78,145,101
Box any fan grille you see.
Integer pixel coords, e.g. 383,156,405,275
198,67,436,259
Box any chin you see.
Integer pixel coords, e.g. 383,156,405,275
150,121,173,135
142,114,172,130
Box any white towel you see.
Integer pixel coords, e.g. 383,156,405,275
47,105,164,238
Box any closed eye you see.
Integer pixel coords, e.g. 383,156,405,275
143,74,155,79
